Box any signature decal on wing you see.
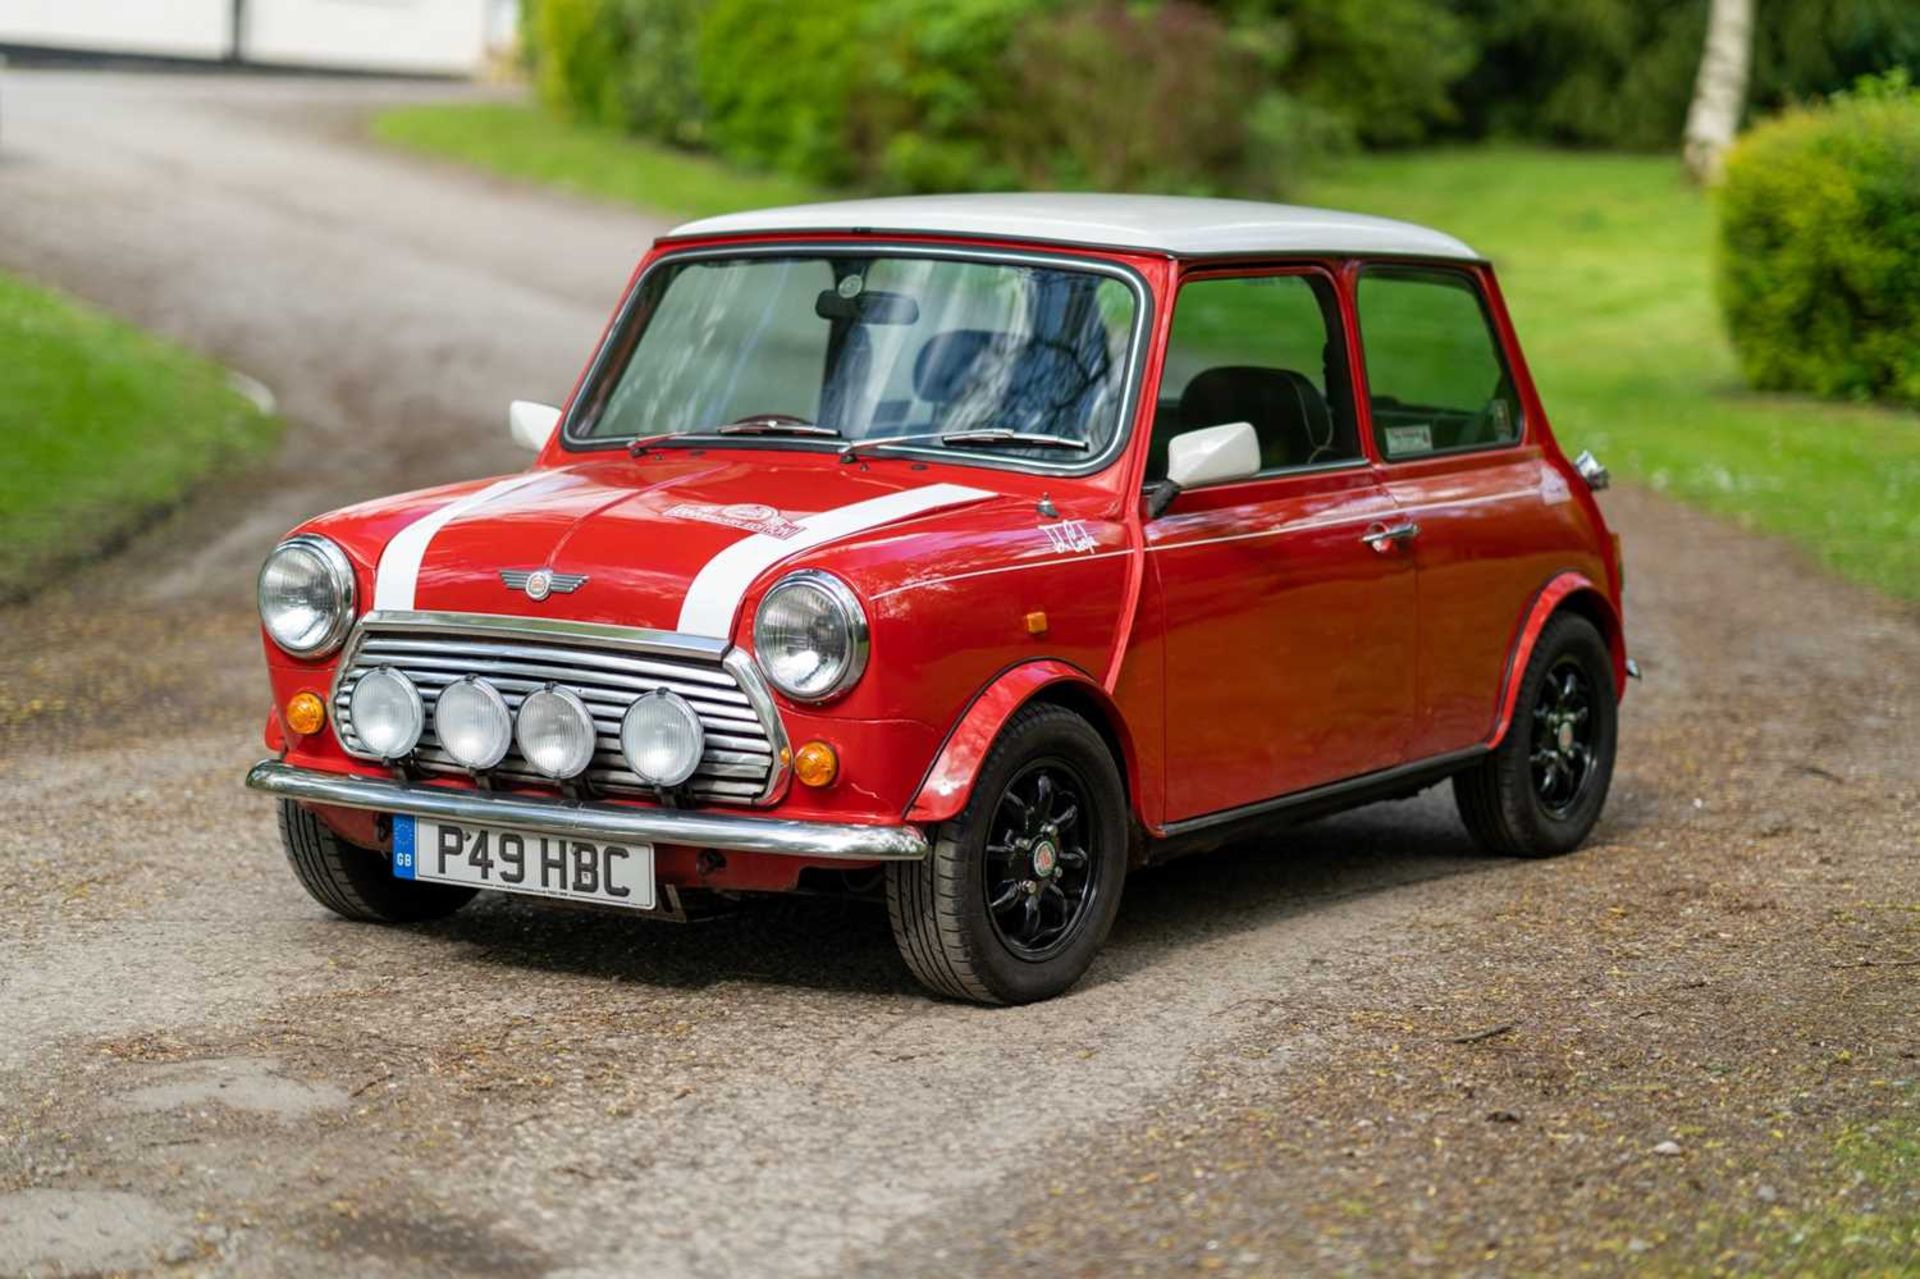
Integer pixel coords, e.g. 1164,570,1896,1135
666,502,803,541
1041,519,1098,554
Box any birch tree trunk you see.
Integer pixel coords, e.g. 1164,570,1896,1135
1683,0,1755,184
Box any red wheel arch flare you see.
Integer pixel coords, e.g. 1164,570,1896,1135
907,660,1140,826
1490,571,1628,746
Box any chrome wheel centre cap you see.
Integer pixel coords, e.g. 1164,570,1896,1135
1556,721,1575,753
1031,838,1059,878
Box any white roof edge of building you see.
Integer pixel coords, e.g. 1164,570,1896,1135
664,193,1481,262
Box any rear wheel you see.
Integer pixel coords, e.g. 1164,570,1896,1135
887,704,1127,1004
278,800,475,923
1454,612,1617,857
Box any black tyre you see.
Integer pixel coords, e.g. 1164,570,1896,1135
277,800,476,923
1454,612,1617,857
887,704,1127,1004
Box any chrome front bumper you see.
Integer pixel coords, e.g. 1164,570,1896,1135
245,760,929,862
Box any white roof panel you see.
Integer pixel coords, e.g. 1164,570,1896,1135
666,193,1480,261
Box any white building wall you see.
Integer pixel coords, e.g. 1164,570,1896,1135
0,0,500,74
0,0,232,60
244,0,491,75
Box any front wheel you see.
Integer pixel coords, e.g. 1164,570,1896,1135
887,704,1127,1004
1453,612,1618,857
278,800,476,923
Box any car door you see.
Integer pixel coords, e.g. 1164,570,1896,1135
1351,263,1576,758
1146,266,1418,824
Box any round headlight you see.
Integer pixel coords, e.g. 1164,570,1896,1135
620,691,706,787
753,570,869,703
349,667,423,759
515,685,598,779
258,534,355,657
435,677,512,770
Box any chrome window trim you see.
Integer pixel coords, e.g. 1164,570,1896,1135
327,611,792,807
259,533,358,658
752,569,871,704
559,241,1155,479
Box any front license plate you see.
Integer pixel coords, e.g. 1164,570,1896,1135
392,816,655,910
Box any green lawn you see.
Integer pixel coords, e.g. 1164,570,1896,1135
1306,148,1918,600
372,103,825,222
0,273,279,599
369,105,1918,598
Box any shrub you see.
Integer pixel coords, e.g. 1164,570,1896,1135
854,0,1054,192
527,0,704,145
614,0,706,147
1717,73,1920,404
1003,1,1308,195
527,0,625,126
693,0,1335,198
1278,0,1476,146
696,0,871,185
1453,0,1920,150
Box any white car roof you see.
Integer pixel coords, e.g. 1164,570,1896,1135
666,193,1481,262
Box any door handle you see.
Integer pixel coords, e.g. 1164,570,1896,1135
1361,520,1420,551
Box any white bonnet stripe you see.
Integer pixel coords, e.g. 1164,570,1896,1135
372,471,557,611
676,483,993,637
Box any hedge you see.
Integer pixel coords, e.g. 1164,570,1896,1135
520,0,1920,197
1717,73,1920,405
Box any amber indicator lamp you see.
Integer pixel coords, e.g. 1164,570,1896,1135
793,740,840,787
284,691,327,736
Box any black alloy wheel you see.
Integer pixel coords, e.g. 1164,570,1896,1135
1531,657,1600,817
983,761,1100,961
887,703,1128,1004
1454,611,1617,858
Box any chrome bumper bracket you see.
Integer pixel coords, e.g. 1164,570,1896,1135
245,760,927,862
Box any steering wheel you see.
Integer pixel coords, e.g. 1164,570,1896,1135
1017,338,1109,413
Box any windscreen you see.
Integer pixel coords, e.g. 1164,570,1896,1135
568,253,1141,466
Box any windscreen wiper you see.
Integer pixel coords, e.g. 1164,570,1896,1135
629,417,840,456
840,429,1091,463
714,416,842,438
941,429,1090,451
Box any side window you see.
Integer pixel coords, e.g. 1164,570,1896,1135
1147,272,1358,482
1356,267,1521,460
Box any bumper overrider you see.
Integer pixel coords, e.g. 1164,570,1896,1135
245,761,930,862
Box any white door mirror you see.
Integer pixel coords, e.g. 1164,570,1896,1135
509,400,562,452
1167,421,1260,491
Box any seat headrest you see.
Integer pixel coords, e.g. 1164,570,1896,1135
913,330,1000,403
1178,366,1333,471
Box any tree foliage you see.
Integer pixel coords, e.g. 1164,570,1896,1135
522,0,1920,197
1718,73,1920,404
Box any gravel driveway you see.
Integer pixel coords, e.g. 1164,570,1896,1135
0,70,1913,1278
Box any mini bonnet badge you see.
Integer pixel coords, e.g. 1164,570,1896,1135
500,568,588,600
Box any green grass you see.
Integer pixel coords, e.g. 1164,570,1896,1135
365,106,1918,597
1675,1118,1919,1276
1305,148,1919,599
0,272,279,598
371,103,826,222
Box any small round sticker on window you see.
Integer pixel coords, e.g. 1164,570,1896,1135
836,275,865,299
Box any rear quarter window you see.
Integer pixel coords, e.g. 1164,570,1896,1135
1356,267,1522,461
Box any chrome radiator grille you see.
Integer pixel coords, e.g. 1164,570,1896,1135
330,613,786,806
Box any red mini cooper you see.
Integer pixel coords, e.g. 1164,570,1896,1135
248,194,1629,1004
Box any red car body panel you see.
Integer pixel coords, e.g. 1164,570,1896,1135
261,229,1625,887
